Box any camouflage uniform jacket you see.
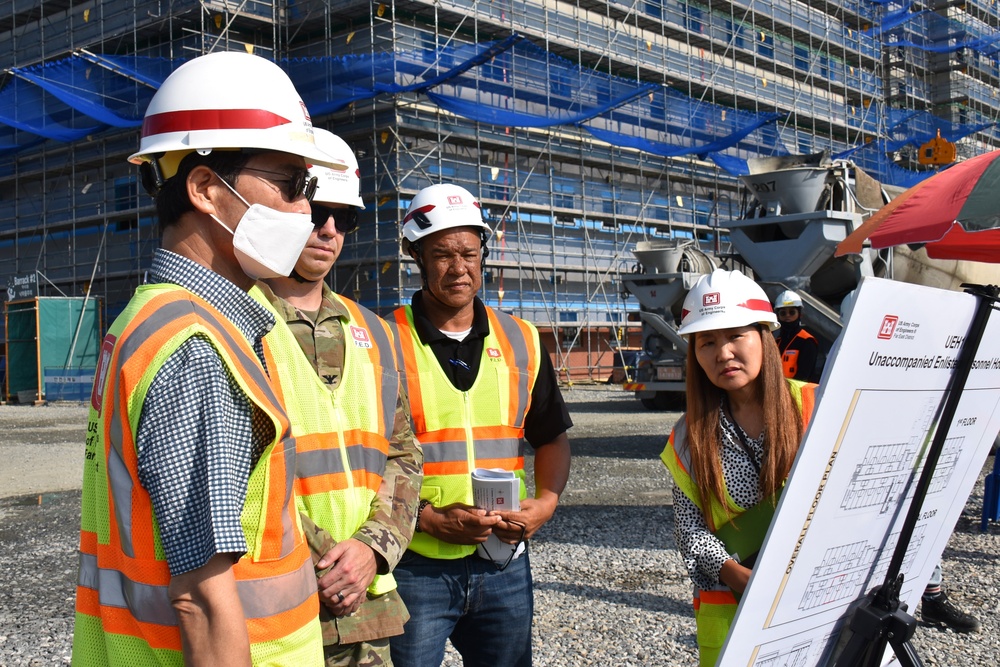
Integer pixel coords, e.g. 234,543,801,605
264,282,422,645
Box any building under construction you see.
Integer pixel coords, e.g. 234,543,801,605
2,0,1000,397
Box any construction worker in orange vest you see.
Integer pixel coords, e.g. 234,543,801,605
774,290,819,382
72,52,348,666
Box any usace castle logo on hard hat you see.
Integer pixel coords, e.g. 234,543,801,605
447,195,463,205
703,292,721,307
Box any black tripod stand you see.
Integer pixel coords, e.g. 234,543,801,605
832,283,999,667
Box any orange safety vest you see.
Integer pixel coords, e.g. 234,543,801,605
661,380,816,667
780,328,818,379
72,285,322,666
390,304,540,559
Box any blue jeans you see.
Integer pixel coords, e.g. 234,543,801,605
390,549,533,667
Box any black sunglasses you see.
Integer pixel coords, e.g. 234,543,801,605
240,166,318,202
311,204,359,235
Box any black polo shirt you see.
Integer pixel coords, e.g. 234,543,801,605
408,291,573,448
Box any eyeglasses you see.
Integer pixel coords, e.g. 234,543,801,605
479,519,526,572
311,204,359,235
776,308,799,318
240,166,318,202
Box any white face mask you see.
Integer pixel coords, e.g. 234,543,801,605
210,173,314,280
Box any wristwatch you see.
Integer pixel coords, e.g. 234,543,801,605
415,499,431,533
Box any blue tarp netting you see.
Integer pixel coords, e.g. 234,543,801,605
0,53,174,142
872,6,1000,54
884,109,993,152
0,20,994,188
583,86,783,159
835,140,928,188
286,36,524,116
0,73,104,142
425,38,657,127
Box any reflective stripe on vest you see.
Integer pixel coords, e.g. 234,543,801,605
72,285,321,666
253,286,398,596
390,304,540,559
660,379,816,665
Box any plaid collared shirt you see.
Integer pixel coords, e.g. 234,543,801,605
135,249,276,575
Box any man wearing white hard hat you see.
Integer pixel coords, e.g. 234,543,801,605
257,129,423,666
72,52,344,666
773,289,819,381
661,269,817,666
387,183,572,667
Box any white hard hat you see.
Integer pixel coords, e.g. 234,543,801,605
129,52,346,173
678,269,778,336
309,129,364,208
401,183,490,244
774,290,803,308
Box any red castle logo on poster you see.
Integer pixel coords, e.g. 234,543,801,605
877,315,899,340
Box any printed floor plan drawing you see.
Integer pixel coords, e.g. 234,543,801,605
799,525,924,613
841,396,962,515
755,639,814,667
718,279,1000,667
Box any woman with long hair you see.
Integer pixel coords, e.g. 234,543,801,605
661,270,816,666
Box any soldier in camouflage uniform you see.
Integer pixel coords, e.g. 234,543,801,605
262,129,422,667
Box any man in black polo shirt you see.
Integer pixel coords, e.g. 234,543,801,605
388,183,572,667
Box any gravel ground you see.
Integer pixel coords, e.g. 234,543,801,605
1,386,998,665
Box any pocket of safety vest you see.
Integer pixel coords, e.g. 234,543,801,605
694,600,735,651
421,485,443,506
244,438,302,562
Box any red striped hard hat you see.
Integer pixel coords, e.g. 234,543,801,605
401,184,490,244
678,269,778,335
129,52,346,173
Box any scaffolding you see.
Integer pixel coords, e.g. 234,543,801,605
2,0,1000,385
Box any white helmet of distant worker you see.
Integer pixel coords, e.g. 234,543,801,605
130,51,346,193
309,129,364,208
774,289,803,309
401,184,491,249
678,269,778,336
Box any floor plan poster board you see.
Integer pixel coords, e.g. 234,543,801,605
719,277,1000,667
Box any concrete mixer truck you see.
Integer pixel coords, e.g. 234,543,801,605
620,152,892,408
619,239,719,409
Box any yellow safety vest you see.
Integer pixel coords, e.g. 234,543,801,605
73,284,322,666
660,379,816,667
253,286,398,596
390,304,540,559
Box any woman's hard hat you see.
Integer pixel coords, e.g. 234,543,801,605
309,129,364,208
401,183,491,244
774,289,803,309
129,52,346,176
678,269,778,336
